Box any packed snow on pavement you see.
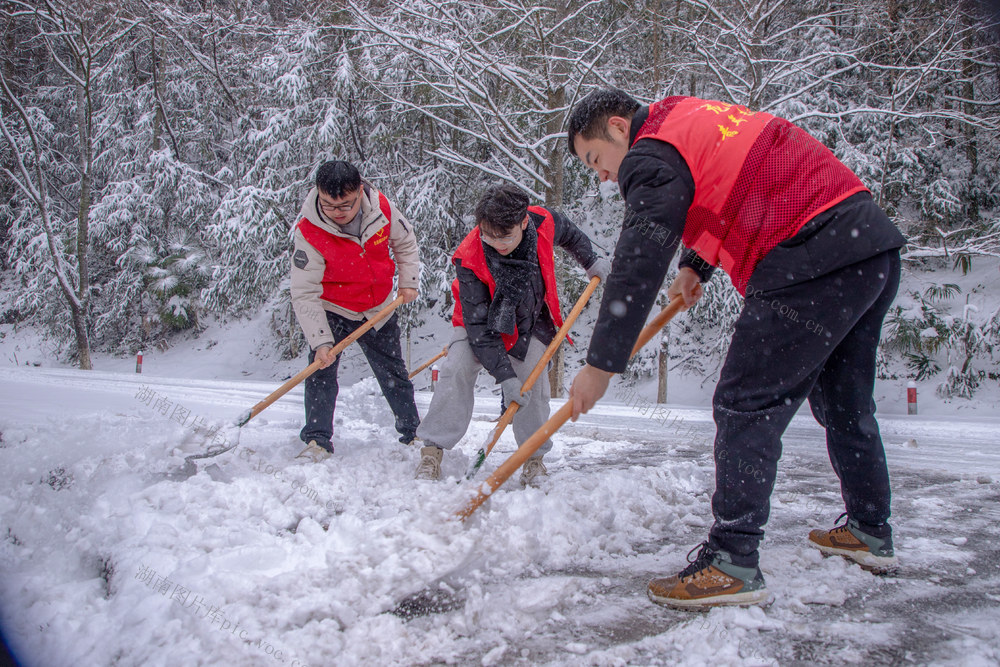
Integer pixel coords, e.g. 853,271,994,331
1,365,999,666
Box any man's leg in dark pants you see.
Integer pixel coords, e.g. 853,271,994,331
807,252,900,538
708,250,900,566
355,313,420,443
300,311,350,448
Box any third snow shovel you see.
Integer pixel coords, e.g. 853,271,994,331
408,347,448,379
456,295,686,521
464,275,601,480
234,295,406,428
389,295,685,616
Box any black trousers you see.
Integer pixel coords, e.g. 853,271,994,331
300,311,420,447
707,249,901,567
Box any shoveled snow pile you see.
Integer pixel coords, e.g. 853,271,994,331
1,367,999,666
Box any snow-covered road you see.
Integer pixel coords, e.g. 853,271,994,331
1,366,999,666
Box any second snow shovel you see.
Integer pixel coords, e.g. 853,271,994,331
457,295,685,521
408,347,448,379
464,275,601,480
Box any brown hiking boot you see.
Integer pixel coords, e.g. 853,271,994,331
808,514,898,574
647,543,770,610
415,446,443,480
518,456,548,488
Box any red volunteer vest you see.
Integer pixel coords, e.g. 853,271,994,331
298,191,396,312
634,96,868,294
450,206,563,351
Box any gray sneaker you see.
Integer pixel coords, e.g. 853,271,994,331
415,446,443,480
519,456,548,488
295,439,332,463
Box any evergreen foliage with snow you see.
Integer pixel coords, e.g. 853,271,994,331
1,0,998,394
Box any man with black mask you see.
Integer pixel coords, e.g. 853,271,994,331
414,184,609,485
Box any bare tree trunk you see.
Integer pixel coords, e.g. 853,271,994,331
0,68,93,370
877,1,901,211
745,2,766,108
549,345,565,398
543,85,565,208
652,1,663,89
962,16,979,222
877,77,897,210
542,3,569,399
73,70,93,369
151,35,163,152
657,333,668,403
288,301,299,358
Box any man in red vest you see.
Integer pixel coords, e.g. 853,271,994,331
414,184,609,484
291,161,421,462
566,89,906,609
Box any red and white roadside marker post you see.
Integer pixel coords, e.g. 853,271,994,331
136,350,143,374
431,365,439,392
907,380,917,415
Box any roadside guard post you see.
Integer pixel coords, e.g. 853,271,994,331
907,381,917,415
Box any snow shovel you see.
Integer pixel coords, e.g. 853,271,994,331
464,275,601,480
173,296,405,476
456,295,685,521
408,347,448,379
390,295,686,616
235,295,406,427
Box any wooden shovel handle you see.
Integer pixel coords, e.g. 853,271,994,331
521,275,601,394
239,296,405,426
458,295,685,521
482,275,601,459
408,347,448,379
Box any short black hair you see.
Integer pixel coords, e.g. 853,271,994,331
315,160,361,198
566,88,641,156
474,184,531,236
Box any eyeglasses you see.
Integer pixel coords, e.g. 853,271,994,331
318,193,360,214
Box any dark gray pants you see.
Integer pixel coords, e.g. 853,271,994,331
300,311,419,447
707,250,901,567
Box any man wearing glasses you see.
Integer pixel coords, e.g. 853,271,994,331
413,184,610,485
291,160,421,461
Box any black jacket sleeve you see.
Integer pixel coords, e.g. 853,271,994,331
678,248,716,283
586,139,695,373
456,261,517,383
549,208,600,270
